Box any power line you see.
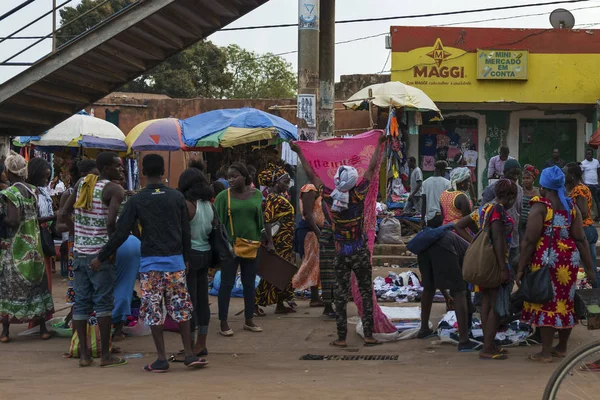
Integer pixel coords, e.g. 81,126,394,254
220,0,591,32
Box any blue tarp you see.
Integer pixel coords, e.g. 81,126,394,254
180,107,297,147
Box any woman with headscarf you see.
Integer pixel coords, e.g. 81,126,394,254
564,162,599,286
254,165,296,315
0,152,54,342
455,179,518,360
517,166,596,362
291,134,387,347
453,153,476,200
520,164,540,241
440,167,473,225
27,158,55,296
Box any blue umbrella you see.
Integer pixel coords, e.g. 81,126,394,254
181,107,297,148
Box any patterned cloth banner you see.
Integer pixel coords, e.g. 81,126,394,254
296,130,397,335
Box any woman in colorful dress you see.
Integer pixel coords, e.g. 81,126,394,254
518,166,596,362
520,164,540,241
455,179,518,360
57,159,98,322
564,162,599,285
0,152,54,342
440,167,473,225
255,166,296,315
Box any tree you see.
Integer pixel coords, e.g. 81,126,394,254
57,0,136,46
122,41,232,98
57,0,297,99
223,45,297,99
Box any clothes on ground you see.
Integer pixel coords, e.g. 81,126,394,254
373,272,423,302
0,185,54,322
581,158,600,185
321,179,370,256
139,270,192,326
437,311,533,346
440,190,471,225
570,183,593,226
422,176,451,222
214,188,263,243
112,235,141,323
98,183,191,263
74,178,110,255
190,200,214,252
521,197,579,329
255,192,295,306
482,181,522,248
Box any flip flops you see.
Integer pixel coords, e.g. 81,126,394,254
364,340,383,347
416,329,437,340
527,354,552,363
329,340,347,348
143,360,169,373
184,356,209,369
479,353,508,361
101,358,128,368
78,359,94,367
458,340,481,353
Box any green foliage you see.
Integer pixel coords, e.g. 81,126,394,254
57,0,297,99
57,0,135,46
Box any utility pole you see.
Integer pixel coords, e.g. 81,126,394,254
297,0,319,140
52,0,57,52
318,0,334,138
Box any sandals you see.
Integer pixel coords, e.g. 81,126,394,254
100,357,128,368
528,353,552,363
330,340,347,348
480,353,508,361
416,329,437,340
40,332,52,340
364,340,382,347
0,336,10,343
144,360,169,373
78,359,94,368
184,356,209,369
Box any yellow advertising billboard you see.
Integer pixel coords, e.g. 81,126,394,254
390,26,600,104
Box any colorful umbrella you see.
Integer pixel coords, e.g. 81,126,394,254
125,118,184,152
30,113,127,151
180,108,297,148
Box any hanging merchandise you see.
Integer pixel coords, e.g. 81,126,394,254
385,108,410,202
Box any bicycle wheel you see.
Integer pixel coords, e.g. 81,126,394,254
543,339,600,399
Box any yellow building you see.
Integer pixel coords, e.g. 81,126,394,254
391,26,600,194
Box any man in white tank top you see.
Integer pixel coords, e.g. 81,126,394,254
58,152,125,368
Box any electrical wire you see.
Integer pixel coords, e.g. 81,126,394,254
379,51,391,74
220,0,592,31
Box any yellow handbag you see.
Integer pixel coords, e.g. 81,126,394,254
228,189,261,259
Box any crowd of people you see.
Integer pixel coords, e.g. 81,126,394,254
0,139,599,369
420,146,598,361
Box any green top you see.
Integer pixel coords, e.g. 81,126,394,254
214,189,263,243
190,200,214,251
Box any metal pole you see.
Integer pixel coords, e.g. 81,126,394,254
297,0,319,139
52,0,57,52
318,0,334,139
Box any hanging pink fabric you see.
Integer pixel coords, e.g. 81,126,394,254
295,130,397,334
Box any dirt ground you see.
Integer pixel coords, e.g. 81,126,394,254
2,279,600,400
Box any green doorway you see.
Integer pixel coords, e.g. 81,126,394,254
519,119,578,171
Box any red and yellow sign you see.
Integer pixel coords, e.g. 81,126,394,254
390,26,600,104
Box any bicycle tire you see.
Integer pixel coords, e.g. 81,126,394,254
542,339,600,400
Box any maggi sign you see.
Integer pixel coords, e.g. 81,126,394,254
477,50,528,80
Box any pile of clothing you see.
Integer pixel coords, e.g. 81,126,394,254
373,272,423,303
437,311,534,347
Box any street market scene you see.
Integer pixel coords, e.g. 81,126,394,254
2,0,600,399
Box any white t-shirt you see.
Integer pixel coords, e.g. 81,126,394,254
581,158,600,185
422,176,451,221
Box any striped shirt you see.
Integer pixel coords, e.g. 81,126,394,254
74,179,110,255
